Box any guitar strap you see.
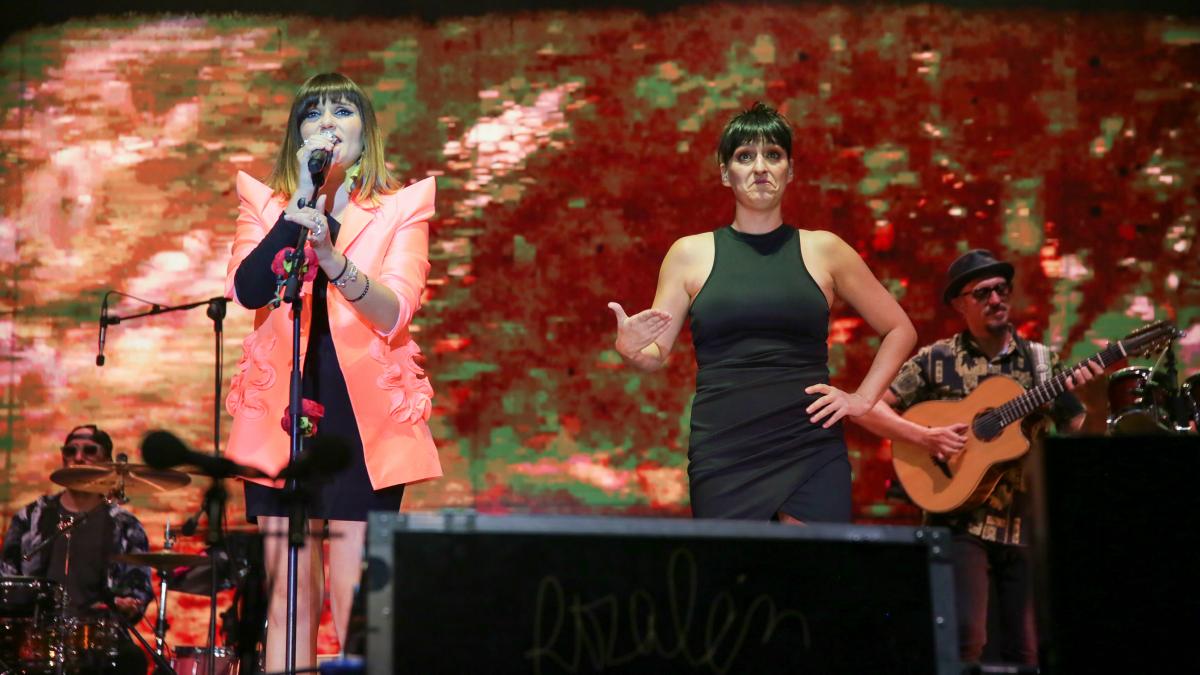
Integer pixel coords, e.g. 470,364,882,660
1015,333,1052,387
1011,330,1054,495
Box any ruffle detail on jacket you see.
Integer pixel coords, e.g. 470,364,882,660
370,338,434,425
226,331,277,420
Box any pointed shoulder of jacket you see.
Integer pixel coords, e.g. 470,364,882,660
381,176,435,206
236,171,277,209
376,176,436,220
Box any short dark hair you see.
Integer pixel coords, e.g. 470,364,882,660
716,102,793,167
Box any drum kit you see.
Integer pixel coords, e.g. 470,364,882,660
0,460,247,675
1106,344,1200,436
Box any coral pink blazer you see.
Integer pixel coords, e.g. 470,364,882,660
224,171,440,489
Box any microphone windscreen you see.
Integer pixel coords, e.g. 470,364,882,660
142,430,190,469
308,149,331,175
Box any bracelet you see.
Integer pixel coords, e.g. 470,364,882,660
333,259,359,289
329,256,351,285
347,276,371,303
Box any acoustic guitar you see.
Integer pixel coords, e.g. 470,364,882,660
892,321,1179,513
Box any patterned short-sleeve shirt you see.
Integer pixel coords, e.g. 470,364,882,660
889,329,1085,545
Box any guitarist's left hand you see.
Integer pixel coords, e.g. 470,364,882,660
805,385,872,428
1064,360,1105,389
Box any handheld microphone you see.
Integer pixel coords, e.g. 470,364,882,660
96,294,108,366
306,130,337,188
141,430,268,479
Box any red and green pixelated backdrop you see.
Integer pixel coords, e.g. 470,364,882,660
2,2,1198,652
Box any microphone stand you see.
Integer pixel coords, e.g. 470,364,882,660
98,294,230,675
282,166,328,674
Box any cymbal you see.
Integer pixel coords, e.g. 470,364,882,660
166,559,236,590
163,558,239,595
50,462,191,495
112,552,209,570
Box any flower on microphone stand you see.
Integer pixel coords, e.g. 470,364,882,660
281,398,325,438
269,245,319,308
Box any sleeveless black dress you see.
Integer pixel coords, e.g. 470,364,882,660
686,224,851,522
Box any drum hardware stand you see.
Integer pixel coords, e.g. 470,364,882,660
97,586,177,675
154,521,176,658
97,292,230,675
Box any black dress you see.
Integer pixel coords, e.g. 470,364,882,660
686,224,851,522
233,213,404,522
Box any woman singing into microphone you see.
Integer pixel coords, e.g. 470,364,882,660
224,72,439,668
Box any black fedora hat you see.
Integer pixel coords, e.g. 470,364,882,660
943,249,1014,305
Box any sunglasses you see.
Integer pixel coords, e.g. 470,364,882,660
961,282,1012,303
61,443,107,459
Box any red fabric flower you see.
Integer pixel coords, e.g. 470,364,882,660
280,398,326,437
270,246,319,282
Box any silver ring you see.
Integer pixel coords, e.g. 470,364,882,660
311,223,323,238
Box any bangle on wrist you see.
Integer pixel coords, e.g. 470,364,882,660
347,276,371,303
330,256,351,284
333,259,359,289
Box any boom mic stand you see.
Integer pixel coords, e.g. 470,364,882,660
97,292,230,675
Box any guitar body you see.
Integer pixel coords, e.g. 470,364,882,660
892,375,1030,513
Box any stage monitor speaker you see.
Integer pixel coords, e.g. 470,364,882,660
365,512,959,674
1034,434,1200,674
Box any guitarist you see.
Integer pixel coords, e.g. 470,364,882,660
853,249,1103,668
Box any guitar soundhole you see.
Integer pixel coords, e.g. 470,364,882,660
973,407,1003,442
931,456,953,479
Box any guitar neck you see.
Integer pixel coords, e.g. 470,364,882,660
990,343,1124,427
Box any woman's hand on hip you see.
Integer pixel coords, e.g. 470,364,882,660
804,384,872,428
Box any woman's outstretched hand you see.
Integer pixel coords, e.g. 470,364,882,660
804,384,872,428
608,302,671,359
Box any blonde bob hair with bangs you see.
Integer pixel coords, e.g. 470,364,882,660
267,72,400,205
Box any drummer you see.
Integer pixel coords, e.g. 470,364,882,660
0,424,153,671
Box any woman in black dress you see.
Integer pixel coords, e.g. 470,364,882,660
608,103,915,522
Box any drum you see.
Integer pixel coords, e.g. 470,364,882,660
1107,366,1174,434
172,645,240,675
1182,373,1200,431
61,614,122,672
0,577,65,673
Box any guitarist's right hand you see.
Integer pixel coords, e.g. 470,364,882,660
923,423,969,462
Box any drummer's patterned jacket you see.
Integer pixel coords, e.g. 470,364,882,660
889,329,1085,546
0,493,154,609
